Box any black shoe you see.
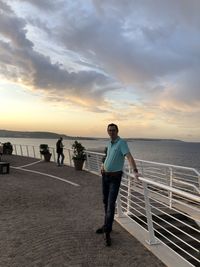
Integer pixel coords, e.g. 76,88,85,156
105,233,111,247
96,226,104,234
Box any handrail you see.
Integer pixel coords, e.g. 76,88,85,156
124,171,200,203
136,158,200,176
173,178,200,194
86,150,105,156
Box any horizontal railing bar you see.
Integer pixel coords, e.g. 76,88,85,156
153,222,200,261
150,206,200,241
86,150,105,156
173,179,200,194
136,159,200,176
148,193,200,228
130,175,200,203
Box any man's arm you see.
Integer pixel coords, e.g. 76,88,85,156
125,152,139,179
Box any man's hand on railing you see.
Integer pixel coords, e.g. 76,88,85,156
133,172,141,182
130,168,140,181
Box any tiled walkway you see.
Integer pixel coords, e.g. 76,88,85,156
0,155,165,267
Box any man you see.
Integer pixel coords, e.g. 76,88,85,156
56,137,65,166
96,123,139,246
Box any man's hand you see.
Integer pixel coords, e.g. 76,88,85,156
101,163,105,175
129,167,140,181
133,171,140,181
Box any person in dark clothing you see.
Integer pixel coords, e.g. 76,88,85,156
56,137,65,166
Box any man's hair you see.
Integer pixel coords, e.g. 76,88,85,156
107,123,119,132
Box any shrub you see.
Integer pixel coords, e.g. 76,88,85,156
72,140,86,161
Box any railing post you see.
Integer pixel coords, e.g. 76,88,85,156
97,154,101,174
68,149,72,166
198,174,200,192
143,182,159,245
169,167,173,209
86,152,91,172
20,145,23,156
26,145,29,157
140,161,144,178
52,148,56,162
32,146,36,158
14,144,17,155
116,194,124,218
126,170,132,215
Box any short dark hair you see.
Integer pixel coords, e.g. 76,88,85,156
107,123,119,132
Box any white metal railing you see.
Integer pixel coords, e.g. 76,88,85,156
10,144,200,266
119,171,200,266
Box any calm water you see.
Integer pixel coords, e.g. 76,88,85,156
1,137,200,170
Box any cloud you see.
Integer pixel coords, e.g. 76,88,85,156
0,0,120,110
53,0,200,106
1,0,200,124
10,0,64,11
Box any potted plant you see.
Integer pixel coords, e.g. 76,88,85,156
3,142,13,155
39,144,52,162
72,140,86,170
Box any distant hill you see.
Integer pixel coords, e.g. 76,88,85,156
0,129,98,140
0,129,68,139
0,129,183,142
124,138,183,142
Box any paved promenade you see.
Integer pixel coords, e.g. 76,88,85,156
0,155,165,267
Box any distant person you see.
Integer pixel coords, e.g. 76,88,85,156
56,137,65,166
96,123,139,246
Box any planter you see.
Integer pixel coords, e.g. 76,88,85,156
43,153,52,162
3,142,13,155
40,144,51,162
73,159,85,170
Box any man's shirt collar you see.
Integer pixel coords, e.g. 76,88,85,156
110,136,120,144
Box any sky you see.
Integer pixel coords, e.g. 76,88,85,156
0,0,200,141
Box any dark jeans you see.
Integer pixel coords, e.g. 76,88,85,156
57,152,65,165
102,172,122,233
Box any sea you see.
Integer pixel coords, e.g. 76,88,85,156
0,137,200,170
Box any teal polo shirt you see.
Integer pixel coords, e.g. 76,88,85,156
104,137,130,172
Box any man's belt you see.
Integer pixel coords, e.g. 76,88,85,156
103,171,122,177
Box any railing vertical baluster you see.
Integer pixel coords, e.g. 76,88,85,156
86,152,91,172
20,145,23,156
52,148,56,162
143,182,159,245
68,149,72,166
116,194,124,218
127,171,131,215
14,144,17,155
169,167,173,209
140,161,144,177
32,146,36,158
97,154,101,174
26,145,29,157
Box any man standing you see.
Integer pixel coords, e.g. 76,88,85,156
56,137,65,166
96,123,139,246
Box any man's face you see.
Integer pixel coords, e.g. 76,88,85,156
107,126,118,140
